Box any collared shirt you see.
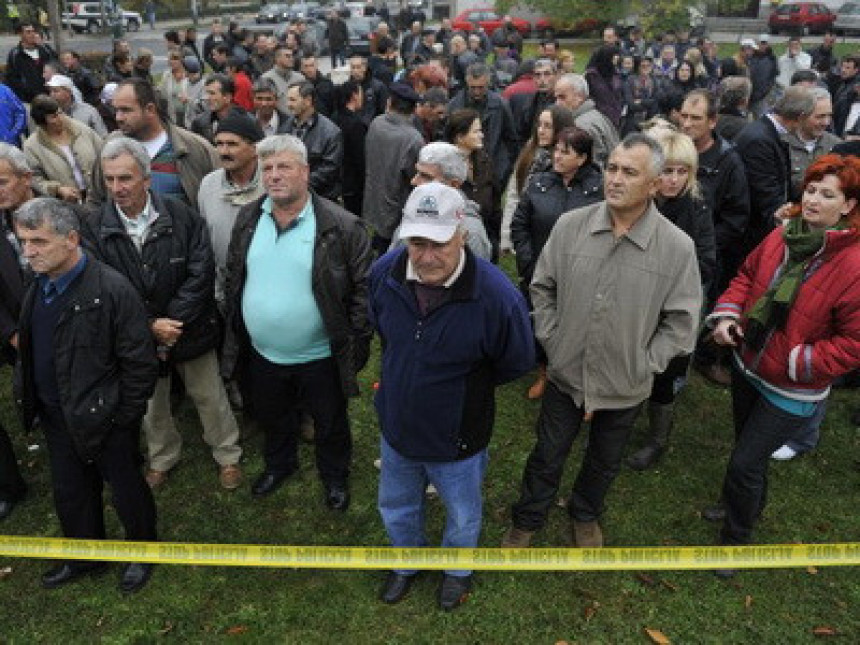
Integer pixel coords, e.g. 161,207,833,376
116,193,157,252
259,110,280,137
39,251,87,304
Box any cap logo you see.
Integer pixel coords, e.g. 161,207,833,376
417,195,439,219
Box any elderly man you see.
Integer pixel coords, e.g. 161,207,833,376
15,197,158,592
715,76,752,142
448,62,519,186
734,85,815,250
198,113,266,310
261,46,305,114
510,58,557,141
502,135,702,549
363,82,425,253
46,74,108,136
81,137,242,491
221,135,371,510
370,181,533,610
554,73,619,168
284,81,344,201
784,87,841,198
389,142,492,261
91,78,218,207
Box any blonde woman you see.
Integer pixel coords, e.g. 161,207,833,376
627,131,717,470
23,95,103,203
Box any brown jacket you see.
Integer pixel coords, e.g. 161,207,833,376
23,118,104,199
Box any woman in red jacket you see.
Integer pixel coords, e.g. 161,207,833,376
709,154,860,568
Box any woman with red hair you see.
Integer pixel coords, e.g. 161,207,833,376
408,62,448,94
706,154,860,571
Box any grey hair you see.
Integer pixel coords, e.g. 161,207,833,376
418,142,468,183
256,134,308,165
466,62,490,79
13,197,80,236
773,85,816,120
557,73,589,98
534,58,557,73
101,136,151,178
616,133,665,177
810,86,832,103
718,76,752,111
0,142,31,175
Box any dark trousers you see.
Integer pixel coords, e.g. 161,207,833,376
719,367,805,545
511,381,640,530
0,421,26,502
249,351,351,485
649,354,692,405
41,405,156,543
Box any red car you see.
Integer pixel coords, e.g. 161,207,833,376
451,7,532,37
768,2,836,35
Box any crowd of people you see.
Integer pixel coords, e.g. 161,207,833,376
0,13,859,611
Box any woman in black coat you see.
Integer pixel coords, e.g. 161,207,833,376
627,130,717,471
511,126,604,398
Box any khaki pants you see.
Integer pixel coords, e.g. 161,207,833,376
143,349,242,472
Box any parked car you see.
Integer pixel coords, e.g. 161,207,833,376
344,16,381,57
768,2,836,35
835,1,860,35
532,17,606,39
256,3,290,23
287,2,323,20
61,2,141,34
451,7,531,37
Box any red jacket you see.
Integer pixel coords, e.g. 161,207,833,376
232,71,254,111
502,75,536,100
711,224,860,399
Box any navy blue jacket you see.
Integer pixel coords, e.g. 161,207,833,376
369,247,534,461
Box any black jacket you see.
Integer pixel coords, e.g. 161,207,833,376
508,90,554,142
191,105,248,144
511,166,604,284
357,75,388,126
17,257,158,460
307,73,336,118
337,107,367,200
5,43,54,102
715,109,748,142
284,112,344,201
79,193,220,364
221,192,372,397
68,65,102,106
0,212,29,365
655,193,717,297
733,115,791,250
697,134,750,259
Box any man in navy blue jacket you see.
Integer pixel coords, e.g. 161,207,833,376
369,182,534,611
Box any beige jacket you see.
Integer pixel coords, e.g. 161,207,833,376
23,118,104,199
531,201,702,411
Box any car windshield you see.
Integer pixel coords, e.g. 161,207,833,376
841,2,860,13
347,18,373,36
261,4,286,10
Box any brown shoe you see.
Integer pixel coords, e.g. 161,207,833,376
501,526,534,548
572,520,604,548
527,364,547,400
219,464,242,490
145,469,168,488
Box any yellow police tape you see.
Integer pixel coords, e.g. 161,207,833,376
1,536,859,571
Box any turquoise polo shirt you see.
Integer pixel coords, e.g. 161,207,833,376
241,196,332,365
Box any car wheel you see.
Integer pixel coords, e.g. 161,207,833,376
86,19,99,34
127,18,140,32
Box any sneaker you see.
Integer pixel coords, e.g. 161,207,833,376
219,464,242,490
425,483,438,497
438,573,472,611
145,469,168,488
501,526,534,548
572,520,604,548
771,445,798,461
373,458,382,470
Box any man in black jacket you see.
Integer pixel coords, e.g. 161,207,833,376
300,56,336,118
191,74,248,144
15,197,158,593
285,81,344,200
733,86,814,251
5,21,55,103
349,55,388,126
335,79,367,218
81,137,242,491
221,134,371,510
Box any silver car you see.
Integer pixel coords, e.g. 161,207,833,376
836,2,860,35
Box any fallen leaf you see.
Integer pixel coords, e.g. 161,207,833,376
635,572,656,587
583,601,599,622
807,566,819,575
660,579,679,592
0,566,12,579
157,622,174,635
95,616,105,627
744,595,753,609
226,625,248,636
813,626,838,637
644,627,671,644
554,641,570,645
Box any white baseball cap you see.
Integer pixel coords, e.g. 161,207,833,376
45,74,75,89
400,182,465,243
740,38,756,48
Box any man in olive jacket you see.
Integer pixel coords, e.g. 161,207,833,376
221,134,371,511
15,197,159,593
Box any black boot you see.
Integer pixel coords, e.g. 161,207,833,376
628,402,673,471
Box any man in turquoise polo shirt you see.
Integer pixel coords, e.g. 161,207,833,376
221,134,372,511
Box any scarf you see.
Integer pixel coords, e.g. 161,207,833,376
744,218,831,349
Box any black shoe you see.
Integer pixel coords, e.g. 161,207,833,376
251,470,294,497
0,499,15,521
41,562,108,589
325,482,350,511
438,573,472,611
702,504,726,522
119,562,154,594
379,572,416,604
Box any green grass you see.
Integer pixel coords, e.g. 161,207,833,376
1,253,858,642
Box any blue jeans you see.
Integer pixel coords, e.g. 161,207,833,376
378,438,488,577
785,399,826,453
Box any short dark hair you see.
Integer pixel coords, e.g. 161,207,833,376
226,56,245,71
445,108,480,143
337,79,362,112
289,80,315,100
252,78,278,95
15,21,38,34
112,53,130,66
421,87,448,107
213,44,229,56
30,95,62,127
390,92,417,115
62,50,82,61
555,126,594,165
206,73,235,96
118,78,160,112
164,29,181,44
684,88,717,119
791,69,819,86
843,54,860,70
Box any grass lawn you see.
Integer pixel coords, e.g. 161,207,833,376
0,252,858,643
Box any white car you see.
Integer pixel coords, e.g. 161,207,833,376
62,2,142,34
836,2,860,35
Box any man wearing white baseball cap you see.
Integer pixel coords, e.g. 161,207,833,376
46,74,108,136
369,181,534,611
